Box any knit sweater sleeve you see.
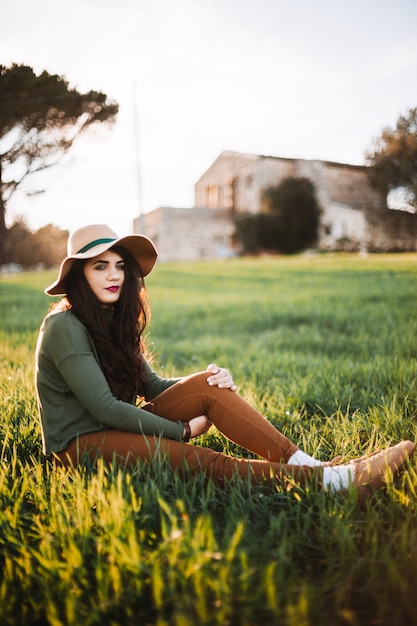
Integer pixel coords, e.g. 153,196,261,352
36,311,184,448
141,359,181,400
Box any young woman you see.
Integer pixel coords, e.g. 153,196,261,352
35,224,415,506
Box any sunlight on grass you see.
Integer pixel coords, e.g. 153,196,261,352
1,253,417,625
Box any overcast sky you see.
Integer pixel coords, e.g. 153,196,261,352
1,0,416,235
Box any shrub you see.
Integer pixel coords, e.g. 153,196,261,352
235,177,321,255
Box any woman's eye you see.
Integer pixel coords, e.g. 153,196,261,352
92,262,124,271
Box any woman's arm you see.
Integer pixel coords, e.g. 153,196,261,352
40,312,184,440
56,352,185,439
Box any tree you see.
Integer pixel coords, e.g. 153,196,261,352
261,177,321,253
0,64,119,264
366,107,417,211
8,219,68,268
234,213,285,255
234,177,320,255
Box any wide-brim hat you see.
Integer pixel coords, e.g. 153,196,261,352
45,223,158,296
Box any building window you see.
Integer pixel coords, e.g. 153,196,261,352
224,178,236,211
206,185,219,208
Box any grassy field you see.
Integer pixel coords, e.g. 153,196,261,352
1,253,417,626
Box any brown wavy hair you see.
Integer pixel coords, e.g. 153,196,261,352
55,245,150,402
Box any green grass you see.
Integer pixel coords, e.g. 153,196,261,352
1,253,417,626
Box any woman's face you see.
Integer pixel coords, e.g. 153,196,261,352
84,249,125,307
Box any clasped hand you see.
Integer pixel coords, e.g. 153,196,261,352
206,363,237,391
187,363,237,439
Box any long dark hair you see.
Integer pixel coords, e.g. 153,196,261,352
58,245,150,402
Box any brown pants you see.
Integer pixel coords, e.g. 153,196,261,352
56,371,321,487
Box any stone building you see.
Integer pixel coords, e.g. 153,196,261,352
134,206,236,262
134,150,417,260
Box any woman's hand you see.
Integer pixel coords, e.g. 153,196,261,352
188,415,212,438
182,364,237,441
206,363,237,392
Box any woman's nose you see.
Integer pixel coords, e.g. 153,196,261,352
109,266,121,279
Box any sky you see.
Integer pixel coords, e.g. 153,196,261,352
1,0,417,236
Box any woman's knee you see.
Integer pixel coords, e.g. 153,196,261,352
179,370,210,388
178,370,223,397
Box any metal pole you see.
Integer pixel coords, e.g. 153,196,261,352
133,81,144,233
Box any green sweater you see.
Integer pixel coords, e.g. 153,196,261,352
35,309,184,455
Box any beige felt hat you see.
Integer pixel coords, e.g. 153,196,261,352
45,224,158,296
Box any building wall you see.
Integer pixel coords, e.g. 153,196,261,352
134,151,417,258
193,151,417,252
322,162,384,208
195,152,299,214
195,152,386,210
365,207,417,251
134,206,236,262
320,203,368,251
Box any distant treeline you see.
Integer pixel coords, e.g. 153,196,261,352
3,220,68,268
